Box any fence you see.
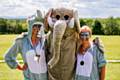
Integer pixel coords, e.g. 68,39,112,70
0,60,120,63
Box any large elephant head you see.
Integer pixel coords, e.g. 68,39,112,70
44,8,80,68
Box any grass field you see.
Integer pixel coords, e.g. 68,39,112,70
92,35,120,60
0,34,120,80
0,62,120,80
0,63,23,80
0,34,22,60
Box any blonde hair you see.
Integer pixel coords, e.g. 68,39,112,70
80,25,92,36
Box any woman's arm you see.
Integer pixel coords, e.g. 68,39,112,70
95,44,106,80
100,65,106,80
4,39,21,69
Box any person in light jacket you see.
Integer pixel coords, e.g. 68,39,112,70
75,26,106,80
4,10,48,80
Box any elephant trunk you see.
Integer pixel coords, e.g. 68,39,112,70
48,20,66,68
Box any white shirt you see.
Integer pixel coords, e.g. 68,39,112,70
76,44,93,77
26,42,47,74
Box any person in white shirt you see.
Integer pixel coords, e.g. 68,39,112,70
75,25,106,80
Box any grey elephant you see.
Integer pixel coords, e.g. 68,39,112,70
44,8,81,80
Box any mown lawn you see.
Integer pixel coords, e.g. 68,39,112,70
0,34,22,60
0,34,120,80
0,63,23,80
0,63,120,80
92,35,120,60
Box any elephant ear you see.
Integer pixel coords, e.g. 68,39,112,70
44,8,53,32
73,9,81,33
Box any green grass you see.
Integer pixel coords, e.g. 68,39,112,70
106,63,120,80
92,35,120,60
0,63,23,80
0,63,119,80
0,34,22,60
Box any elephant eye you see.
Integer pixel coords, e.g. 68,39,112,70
64,15,69,20
56,15,60,20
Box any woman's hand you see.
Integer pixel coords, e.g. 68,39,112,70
17,63,28,71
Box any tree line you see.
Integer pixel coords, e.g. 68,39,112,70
0,18,27,34
80,16,120,35
0,16,120,35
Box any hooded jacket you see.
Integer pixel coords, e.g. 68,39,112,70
4,11,47,80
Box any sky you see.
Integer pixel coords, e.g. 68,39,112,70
0,0,120,18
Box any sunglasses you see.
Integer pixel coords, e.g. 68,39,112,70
80,32,90,39
33,24,42,28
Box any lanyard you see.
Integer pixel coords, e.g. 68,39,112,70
32,39,43,63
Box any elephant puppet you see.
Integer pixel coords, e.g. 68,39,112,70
44,8,81,80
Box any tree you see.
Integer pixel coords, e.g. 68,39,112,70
80,19,86,27
0,18,7,34
92,19,104,35
104,16,120,35
85,19,93,28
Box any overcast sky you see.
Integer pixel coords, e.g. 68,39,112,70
0,0,120,18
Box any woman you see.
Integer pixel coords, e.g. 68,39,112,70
75,26,106,80
4,18,48,80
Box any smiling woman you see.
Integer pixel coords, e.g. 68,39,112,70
3,10,48,80
75,26,106,80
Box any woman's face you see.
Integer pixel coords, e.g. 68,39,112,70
80,32,90,44
32,24,41,36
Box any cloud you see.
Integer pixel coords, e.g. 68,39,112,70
74,0,120,18
0,0,120,18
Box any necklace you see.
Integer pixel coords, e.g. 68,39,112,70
79,44,90,66
80,52,85,66
34,47,41,63
33,39,42,63
80,60,84,66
